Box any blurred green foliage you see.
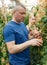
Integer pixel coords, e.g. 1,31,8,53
0,11,12,65
30,7,47,65
24,13,29,25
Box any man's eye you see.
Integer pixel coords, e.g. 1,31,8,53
20,13,23,14
20,13,26,15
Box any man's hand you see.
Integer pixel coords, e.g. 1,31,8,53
32,29,42,40
29,28,42,39
29,39,43,46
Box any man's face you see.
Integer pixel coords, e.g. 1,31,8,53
14,7,26,22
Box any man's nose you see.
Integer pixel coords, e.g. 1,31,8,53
23,14,26,18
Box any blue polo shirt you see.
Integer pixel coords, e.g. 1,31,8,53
3,21,30,65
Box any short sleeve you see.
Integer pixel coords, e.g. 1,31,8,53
3,25,15,42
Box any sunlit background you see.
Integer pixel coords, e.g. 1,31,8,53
0,0,39,10
0,0,47,65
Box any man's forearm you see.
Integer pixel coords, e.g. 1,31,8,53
7,38,43,54
8,41,30,54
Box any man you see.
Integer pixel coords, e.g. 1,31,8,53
3,5,43,65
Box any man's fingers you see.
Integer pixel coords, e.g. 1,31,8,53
37,39,43,45
36,39,43,46
36,42,43,46
38,42,42,46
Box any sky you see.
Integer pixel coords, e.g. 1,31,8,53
20,0,39,10
0,0,39,10
0,0,11,7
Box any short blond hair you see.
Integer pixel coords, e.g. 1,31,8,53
12,4,26,14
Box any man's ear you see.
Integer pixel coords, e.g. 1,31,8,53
12,9,16,15
14,10,16,14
